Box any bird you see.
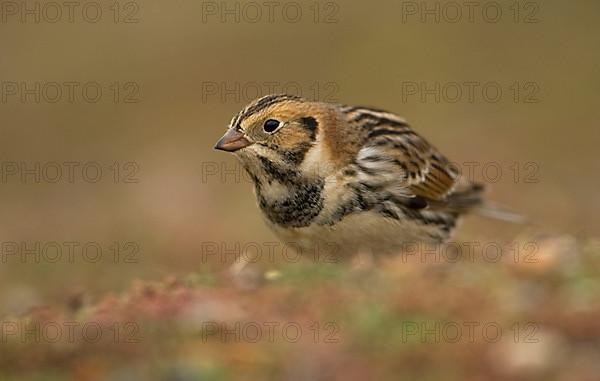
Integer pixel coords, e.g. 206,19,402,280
214,94,517,257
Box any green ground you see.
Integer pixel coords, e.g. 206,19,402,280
2,236,599,380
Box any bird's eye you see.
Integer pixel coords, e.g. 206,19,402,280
263,119,280,133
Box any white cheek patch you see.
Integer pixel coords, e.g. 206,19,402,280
299,136,336,179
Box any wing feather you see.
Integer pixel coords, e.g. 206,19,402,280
347,107,460,205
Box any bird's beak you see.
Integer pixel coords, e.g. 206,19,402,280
214,128,253,152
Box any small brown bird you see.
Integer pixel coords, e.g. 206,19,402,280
215,94,513,255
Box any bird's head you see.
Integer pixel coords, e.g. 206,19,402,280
215,94,337,181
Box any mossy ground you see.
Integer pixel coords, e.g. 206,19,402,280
1,236,598,381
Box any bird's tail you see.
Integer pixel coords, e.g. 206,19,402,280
474,201,527,223
448,183,526,224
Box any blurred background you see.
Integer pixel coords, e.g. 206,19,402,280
1,0,599,380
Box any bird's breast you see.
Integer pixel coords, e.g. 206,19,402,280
255,178,325,229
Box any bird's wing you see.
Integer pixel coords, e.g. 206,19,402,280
342,106,460,207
